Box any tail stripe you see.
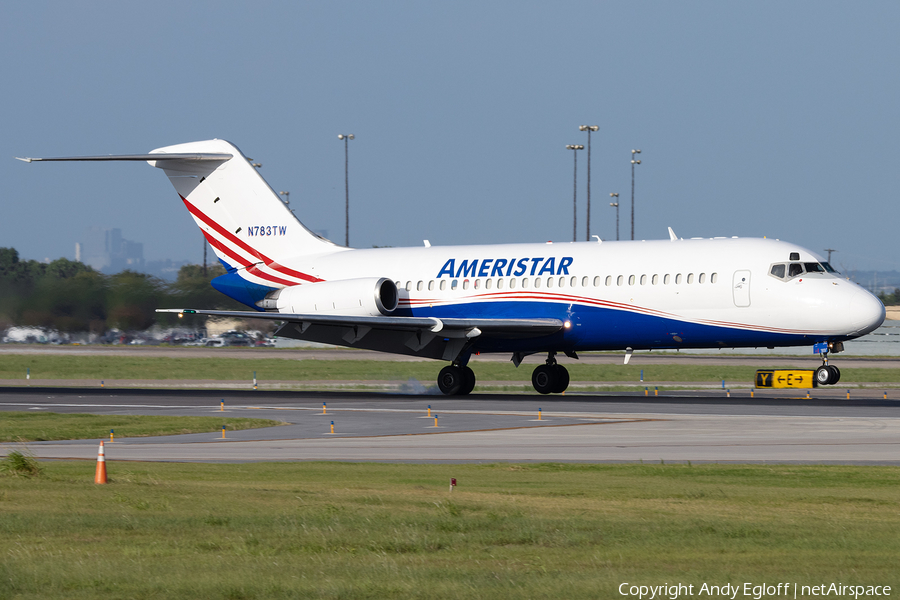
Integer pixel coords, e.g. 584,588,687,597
183,196,324,285
200,229,252,268
245,264,299,287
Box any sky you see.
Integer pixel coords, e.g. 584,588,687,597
2,2,899,273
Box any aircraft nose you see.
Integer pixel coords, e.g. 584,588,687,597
849,289,885,336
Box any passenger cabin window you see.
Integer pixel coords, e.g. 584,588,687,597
617,275,624,286
582,276,589,287
711,273,718,283
652,274,659,285
675,274,682,284
699,273,706,284
640,274,647,285
687,273,694,284
451,280,458,290
463,280,470,290
417,281,423,291
497,279,504,289
428,281,435,291
664,274,671,285
485,279,492,289
440,280,447,291
509,278,516,289
605,276,612,286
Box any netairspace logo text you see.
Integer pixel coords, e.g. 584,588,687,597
618,582,892,600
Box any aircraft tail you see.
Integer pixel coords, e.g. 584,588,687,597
18,139,341,308
148,139,339,279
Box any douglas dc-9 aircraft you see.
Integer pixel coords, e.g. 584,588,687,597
19,139,885,395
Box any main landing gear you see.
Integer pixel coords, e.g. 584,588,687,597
531,352,569,395
435,352,572,396
437,364,476,396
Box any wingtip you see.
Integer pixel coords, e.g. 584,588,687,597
15,157,33,163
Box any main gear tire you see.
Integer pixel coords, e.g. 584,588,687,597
438,365,463,395
552,365,570,393
532,364,558,395
459,366,476,395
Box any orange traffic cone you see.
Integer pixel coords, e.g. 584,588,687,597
94,441,107,484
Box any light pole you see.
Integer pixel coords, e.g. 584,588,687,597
566,144,584,242
824,248,837,263
630,149,641,240
610,193,620,241
338,134,354,246
579,125,599,241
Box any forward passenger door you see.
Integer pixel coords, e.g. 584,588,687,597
732,270,751,307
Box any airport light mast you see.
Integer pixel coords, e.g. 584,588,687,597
338,134,354,247
610,193,620,241
579,126,599,240
566,144,584,242
630,149,641,240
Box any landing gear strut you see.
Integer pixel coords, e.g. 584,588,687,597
437,364,476,395
531,352,569,394
814,353,841,386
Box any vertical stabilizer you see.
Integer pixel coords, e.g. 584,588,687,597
148,139,340,286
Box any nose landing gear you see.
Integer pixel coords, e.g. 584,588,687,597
814,353,841,386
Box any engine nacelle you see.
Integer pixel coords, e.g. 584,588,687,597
256,277,398,316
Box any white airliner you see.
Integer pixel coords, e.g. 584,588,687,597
19,139,885,394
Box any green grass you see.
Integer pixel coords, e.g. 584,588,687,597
0,449,42,477
3,354,898,383
0,461,897,599
0,412,287,442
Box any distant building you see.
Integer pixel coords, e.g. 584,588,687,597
79,227,144,273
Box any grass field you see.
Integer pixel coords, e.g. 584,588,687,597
0,412,287,442
0,461,897,599
3,354,900,385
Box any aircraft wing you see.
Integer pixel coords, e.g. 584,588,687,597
156,308,564,360
156,308,563,336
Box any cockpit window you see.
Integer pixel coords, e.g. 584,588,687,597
821,262,838,274
804,262,825,273
788,263,803,277
770,264,785,278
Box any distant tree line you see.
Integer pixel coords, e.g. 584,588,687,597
877,288,900,306
0,248,245,333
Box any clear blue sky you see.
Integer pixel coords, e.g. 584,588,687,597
3,2,898,273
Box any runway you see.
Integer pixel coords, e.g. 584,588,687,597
3,387,900,464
